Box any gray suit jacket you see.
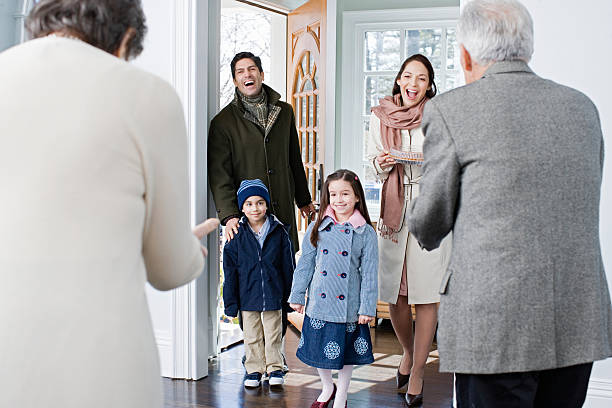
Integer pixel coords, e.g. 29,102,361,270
408,60,612,374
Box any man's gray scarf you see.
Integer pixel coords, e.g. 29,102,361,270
239,90,268,130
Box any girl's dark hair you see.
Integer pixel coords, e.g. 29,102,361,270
391,54,437,101
25,0,147,60
310,169,372,247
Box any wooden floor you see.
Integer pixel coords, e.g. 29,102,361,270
163,321,453,407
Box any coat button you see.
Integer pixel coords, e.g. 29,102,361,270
321,270,327,276
345,229,350,234
337,294,345,300
338,273,347,278
267,169,274,175
341,251,348,256
321,292,326,298
324,225,332,232
322,249,328,255
265,137,270,143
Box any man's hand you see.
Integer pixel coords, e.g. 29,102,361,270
299,202,316,220
290,303,304,314
224,217,240,242
192,218,220,257
358,315,375,325
376,152,397,171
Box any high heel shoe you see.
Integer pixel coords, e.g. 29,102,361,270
405,380,423,407
396,370,410,389
310,383,337,408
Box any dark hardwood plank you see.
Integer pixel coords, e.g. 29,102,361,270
164,321,453,407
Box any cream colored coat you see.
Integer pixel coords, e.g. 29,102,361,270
366,114,451,304
0,37,204,408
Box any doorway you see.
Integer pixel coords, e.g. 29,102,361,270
217,0,288,350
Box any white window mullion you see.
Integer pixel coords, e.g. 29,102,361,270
440,28,448,93
400,28,406,63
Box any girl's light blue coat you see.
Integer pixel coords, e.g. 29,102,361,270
288,217,378,323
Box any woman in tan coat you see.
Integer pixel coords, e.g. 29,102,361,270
367,54,451,407
0,1,218,407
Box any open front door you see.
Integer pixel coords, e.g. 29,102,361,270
288,0,326,234
287,0,326,331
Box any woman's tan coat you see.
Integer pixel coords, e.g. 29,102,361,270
366,114,451,304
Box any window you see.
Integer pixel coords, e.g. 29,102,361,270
340,7,461,219
361,24,462,216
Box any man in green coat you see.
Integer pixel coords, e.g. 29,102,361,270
208,52,315,251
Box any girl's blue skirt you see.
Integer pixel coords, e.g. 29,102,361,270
296,314,374,369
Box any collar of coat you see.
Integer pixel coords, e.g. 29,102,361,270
232,84,282,136
482,60,533,78
239,213,284,233
318,208,367,231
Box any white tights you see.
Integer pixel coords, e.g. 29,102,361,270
316,365,353,407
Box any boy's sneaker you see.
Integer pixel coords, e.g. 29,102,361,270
244,372,262,388
268,370,284,386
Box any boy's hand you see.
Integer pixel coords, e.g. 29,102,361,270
358,315,374,325
289,303,304,314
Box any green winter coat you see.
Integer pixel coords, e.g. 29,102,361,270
208,85,311,250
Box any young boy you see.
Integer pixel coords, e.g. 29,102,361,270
222,179,295,388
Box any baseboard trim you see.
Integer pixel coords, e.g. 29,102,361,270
588,377,612,399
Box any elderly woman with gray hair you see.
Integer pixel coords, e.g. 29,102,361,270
0,1,218,407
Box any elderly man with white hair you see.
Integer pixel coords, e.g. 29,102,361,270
408,0,612,406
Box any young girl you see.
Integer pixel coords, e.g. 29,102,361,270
288,169,378,408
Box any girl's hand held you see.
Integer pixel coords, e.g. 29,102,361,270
358,315,374,325
290,303,304,314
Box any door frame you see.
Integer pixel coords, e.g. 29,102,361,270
170,0,220,380
324,0,336,176
13,0,32,44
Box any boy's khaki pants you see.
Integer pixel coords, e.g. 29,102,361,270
241,310,283,375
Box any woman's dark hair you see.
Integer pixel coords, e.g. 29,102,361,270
310,169,373,247
25,0,147,60
231,52,263,79
392,54,437,101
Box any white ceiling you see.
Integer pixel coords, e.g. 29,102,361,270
254,0,310,12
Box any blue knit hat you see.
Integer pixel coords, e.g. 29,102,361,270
237,179,270,210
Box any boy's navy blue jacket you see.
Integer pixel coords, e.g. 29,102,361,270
222,215,295,317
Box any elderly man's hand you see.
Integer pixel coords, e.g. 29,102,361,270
192,218,220,256
299,202,317,220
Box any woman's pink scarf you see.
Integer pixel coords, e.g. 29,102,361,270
371,94,428,240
